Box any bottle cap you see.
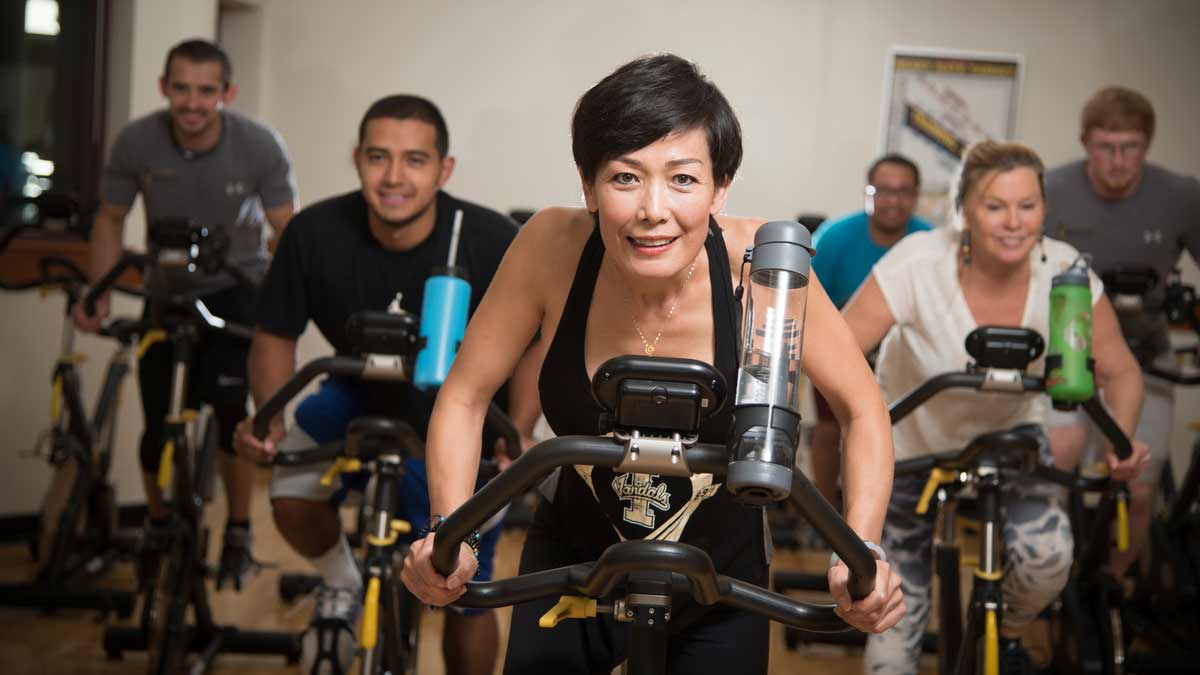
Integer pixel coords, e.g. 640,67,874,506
1052,255,1091,288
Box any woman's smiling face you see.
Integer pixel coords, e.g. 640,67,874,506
965,166,1045,268
582,126,729,283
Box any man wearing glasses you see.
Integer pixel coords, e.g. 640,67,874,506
1044,86,1200,578
808,153,931,509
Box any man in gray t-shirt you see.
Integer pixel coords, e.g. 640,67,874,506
1044,85,1200,577
74,39,295,588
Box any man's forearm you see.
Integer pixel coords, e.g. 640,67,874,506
88,212,125,282
248,332,297,415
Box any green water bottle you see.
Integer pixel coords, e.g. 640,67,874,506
1046,256,1096,407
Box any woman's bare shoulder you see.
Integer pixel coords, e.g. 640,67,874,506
523,206,593,243
715,214,765,271
511,206,594,283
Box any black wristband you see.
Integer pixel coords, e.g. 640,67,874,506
427,515,481,558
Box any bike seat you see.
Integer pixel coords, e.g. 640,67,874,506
101,318,145,343
346,417,425,460
959,428,1040,473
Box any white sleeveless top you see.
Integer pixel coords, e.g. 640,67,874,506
868,228,1103,461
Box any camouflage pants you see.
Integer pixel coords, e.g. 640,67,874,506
864,428,1073,675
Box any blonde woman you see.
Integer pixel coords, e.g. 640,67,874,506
842,140,1150,674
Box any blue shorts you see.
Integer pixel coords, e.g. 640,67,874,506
293,378,501,587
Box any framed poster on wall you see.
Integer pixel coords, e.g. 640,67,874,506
880,46,1023,226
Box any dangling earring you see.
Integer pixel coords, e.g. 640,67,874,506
960,230,972,266
1039,233,1047,263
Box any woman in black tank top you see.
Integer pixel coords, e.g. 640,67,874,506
402,54,903,675
536,218,760,582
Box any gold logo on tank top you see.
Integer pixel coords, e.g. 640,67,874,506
612,473,671,528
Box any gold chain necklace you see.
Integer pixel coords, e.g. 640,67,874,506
624,259,698,356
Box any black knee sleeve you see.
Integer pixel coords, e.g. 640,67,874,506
212,403,247,455
139,422,167,473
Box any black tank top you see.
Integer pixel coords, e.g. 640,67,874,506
536,218,768,586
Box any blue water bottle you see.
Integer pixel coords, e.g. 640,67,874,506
414,210,470,390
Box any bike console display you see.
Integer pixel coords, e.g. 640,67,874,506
345,310,420,358
592,355,727,437
1100,265,1158,297
1102,265,1159,314
147,218,230,275
965,326,1045,371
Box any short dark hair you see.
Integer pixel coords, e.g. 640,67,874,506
1081,86,1155,140
867,153,920,187
357,95,449,157
572,54,742,186
163,39,232,88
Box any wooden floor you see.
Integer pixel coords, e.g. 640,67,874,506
0,471,938,675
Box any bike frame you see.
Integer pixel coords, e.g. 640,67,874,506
93,252,299,674
430,433,877,674
0,255,138,616
888,363,1132,675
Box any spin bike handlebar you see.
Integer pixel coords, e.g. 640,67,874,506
251,356,523,463
82,251,150,317
0,223,41,254
894,429,1116,495
271,441,348,467
431,435,877,632
887,372,1044,425
251,357,375,439
0,255,142,298
888,369,1132,461
0,254,87,292
83,251,254,340
270,418,425,466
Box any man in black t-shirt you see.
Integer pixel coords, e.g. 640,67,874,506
233,95,528,675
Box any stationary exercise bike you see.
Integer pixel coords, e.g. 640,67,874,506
0,239,141,617
432,220,884,672
433,354,880,674
1056,265,1200,675
253,302,523,675
890,326,1133,675
87,220,300,674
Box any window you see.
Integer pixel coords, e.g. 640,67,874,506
1,0,108,230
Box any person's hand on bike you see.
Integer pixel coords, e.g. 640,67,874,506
233,416,285,464
828,558,905,633
400,534,476,606
71,293,109,333
1106,438,1150,482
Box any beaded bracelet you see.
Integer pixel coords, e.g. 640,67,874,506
426,515,481,558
